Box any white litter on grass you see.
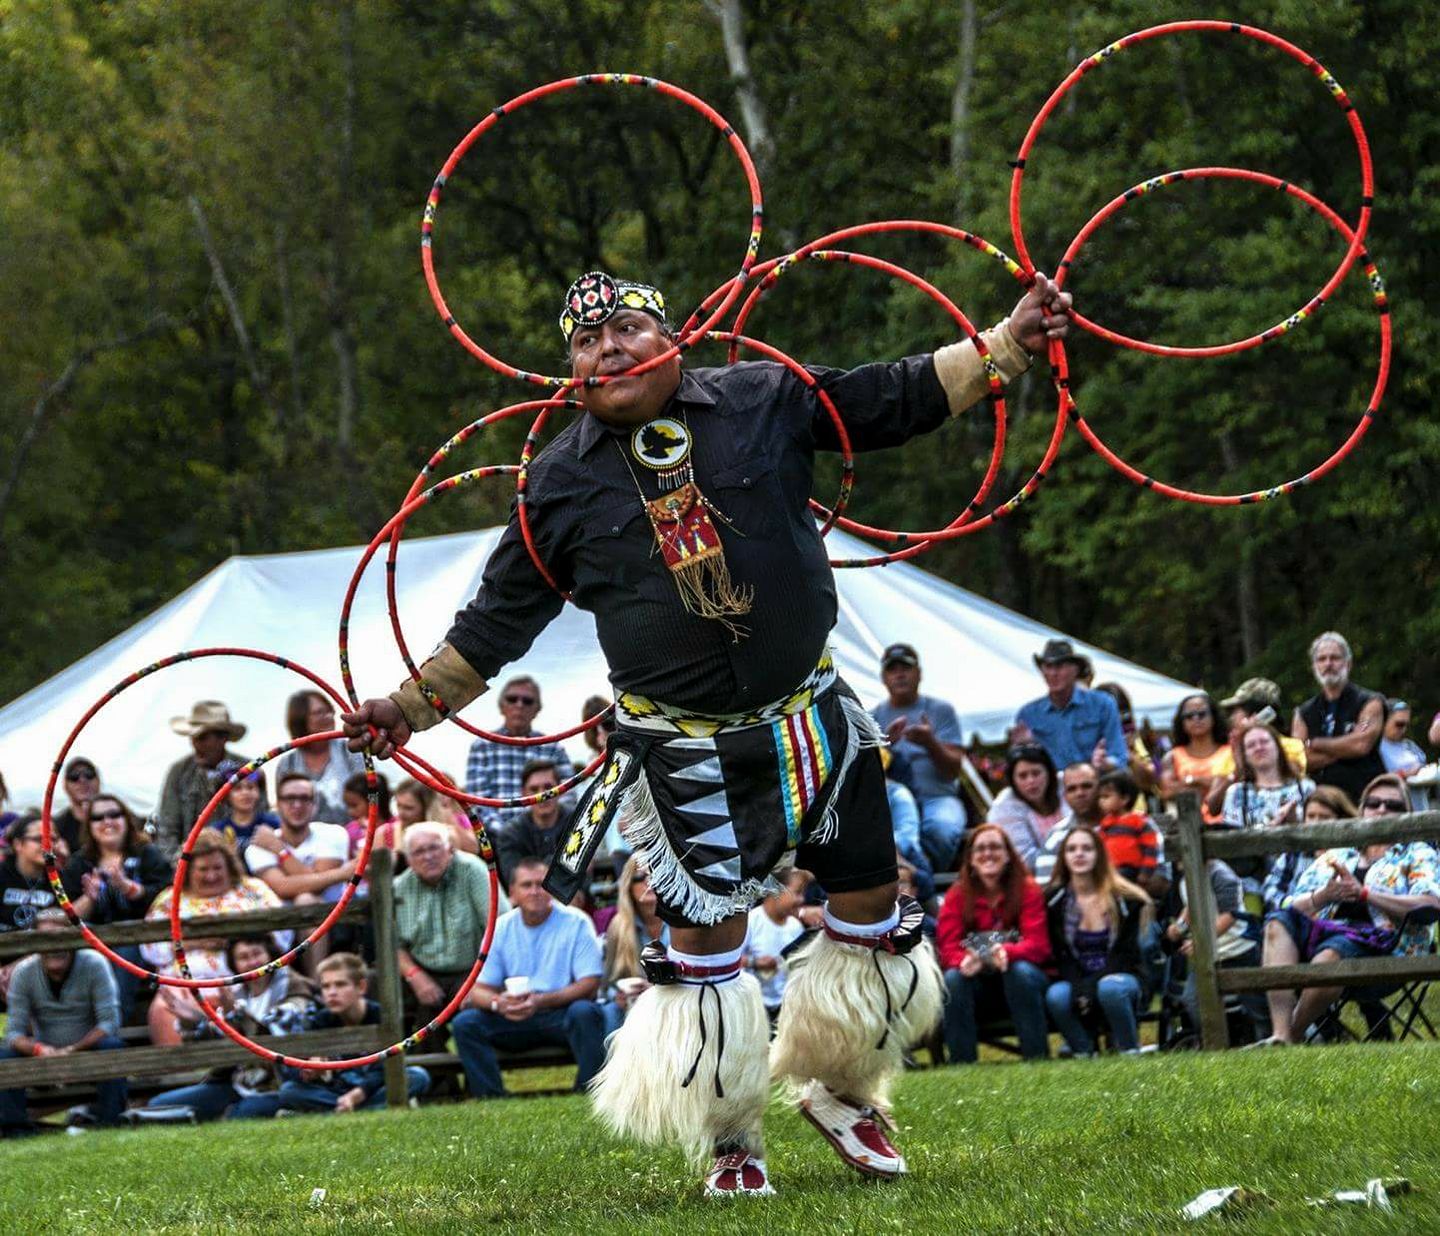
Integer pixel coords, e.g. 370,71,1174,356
309,1188,327,1208
1181,1187,1271,1219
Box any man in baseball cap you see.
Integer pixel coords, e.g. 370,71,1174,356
870,643,967,874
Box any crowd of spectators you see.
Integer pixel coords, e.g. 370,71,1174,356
0,626,1436,1134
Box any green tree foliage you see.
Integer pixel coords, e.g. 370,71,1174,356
1,0,1436,723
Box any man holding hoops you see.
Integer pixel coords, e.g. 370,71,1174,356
345,269,1068,1195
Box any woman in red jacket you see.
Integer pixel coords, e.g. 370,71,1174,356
938,823,1051,1062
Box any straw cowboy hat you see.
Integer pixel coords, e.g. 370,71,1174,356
169,700,247,741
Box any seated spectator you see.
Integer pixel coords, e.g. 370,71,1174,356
871,643,968,871
1062,762,1102,829
1292,631,1386,807
1256,773,1440,1046
601,856,668,1032
138,934,315,1121
383,777,477,860
1,814,74,935
1158,693,1233,824
276,953,429,1114
143,831,284,1046
245,773,354,905
496,760,572,889
0,910,124,1134
394,823,507,1028
1380,700,1431,809
1261,785,1356,915
450,856,606,1099
464,676,577,832
1092,682,1158,797
1221,724,1315,897
64,792,173,1018
988,743,1069,875
744,867,808,1019
52,757,101,853
210,769,278,860
1044,826,1152,1055
1014,639,1126,774
340,770,394,856
1095,769,1165,899
881,746,930,879
1220,678,1307,776
937,824,1051,1063
156,701,266,859
274,691,365,825
1163,855,1258,1032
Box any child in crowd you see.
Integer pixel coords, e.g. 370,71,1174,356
340,771,394,856
1096,769,1163,897
276,953,429,1114
743,868,809,1018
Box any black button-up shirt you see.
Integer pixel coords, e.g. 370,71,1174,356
445,355,951,714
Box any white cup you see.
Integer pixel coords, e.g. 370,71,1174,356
504,976,531,997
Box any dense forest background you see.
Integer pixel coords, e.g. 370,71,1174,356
2,0,1436,721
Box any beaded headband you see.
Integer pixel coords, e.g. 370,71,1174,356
559,270,669,341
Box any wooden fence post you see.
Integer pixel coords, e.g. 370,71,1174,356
1174,793,1229,1050
367,847,408,1108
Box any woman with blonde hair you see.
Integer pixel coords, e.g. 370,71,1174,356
385,776,478,860
602,855,668,1033
142,831,285,1046
1043,825,1152,1055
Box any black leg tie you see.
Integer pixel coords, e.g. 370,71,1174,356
873,950,920,1049
680,982,728,1098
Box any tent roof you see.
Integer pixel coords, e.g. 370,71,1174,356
0,526,1194,817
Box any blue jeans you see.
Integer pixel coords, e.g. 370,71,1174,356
918,795,966,872
944,961,1049,1063
0,1036,127,1128
277,1066,430,1112
887,782,930,876
1045,974,1144,1054
148,1080,239,1121
450,1000,607,1098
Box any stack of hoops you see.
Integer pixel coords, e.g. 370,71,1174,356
41,25,1387,1068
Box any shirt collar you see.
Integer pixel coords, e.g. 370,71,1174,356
575,370,717,458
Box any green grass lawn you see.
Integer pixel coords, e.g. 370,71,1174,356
2,1045,1436,1235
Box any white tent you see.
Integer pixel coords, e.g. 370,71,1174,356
0,526,1194,817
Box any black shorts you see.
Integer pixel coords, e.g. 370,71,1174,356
623,681,899,928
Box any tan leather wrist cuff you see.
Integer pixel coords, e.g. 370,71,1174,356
933,316,1034,417
388,643,488,733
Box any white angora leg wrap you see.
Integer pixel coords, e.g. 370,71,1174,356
590,960,770,1168
770,919,944,1112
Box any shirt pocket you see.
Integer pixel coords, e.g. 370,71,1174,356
707,454,779,538
582,498,660,589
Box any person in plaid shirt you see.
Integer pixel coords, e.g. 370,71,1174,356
463,675,576,831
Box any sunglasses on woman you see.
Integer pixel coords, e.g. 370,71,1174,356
1362,796,1406,813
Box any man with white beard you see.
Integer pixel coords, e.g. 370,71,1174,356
1291,631,1387,805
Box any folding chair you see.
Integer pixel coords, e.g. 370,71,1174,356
1317,906,1440,1043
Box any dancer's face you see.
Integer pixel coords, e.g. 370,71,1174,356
569,310,682,427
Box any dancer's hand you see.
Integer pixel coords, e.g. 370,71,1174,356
1008,273,1072,354
342,699,411,759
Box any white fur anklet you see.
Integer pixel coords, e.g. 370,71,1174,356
590,967,769,1167
771,917,943,1111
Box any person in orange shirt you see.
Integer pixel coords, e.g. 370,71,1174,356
1159,694,1233,824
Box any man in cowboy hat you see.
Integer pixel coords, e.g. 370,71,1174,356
155,701,266,860
1014,639,1125,774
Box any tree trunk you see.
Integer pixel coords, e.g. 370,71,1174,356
1218,430,1261,664
950,0,978,223
706,0,775,180
327,0,361,453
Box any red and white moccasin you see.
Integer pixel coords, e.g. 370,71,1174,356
798,1081,907,1178
703,1146,775,1197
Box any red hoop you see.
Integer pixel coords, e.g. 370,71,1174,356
422,74,763,389
341,465,605,805
347,396,614,746
1059,168,1389,504
39,651,380,988
1009,21,1373,358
